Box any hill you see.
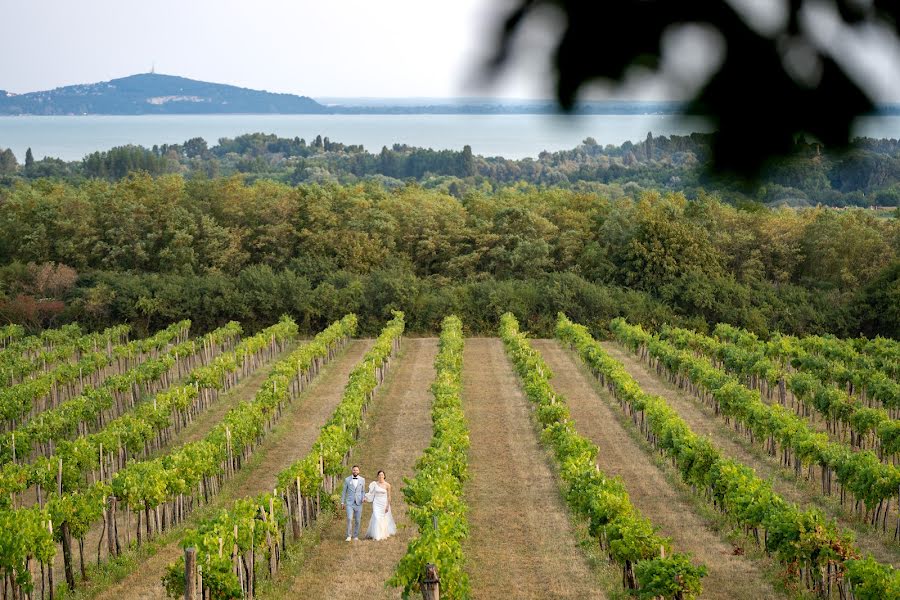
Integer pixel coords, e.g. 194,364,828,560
0,74,684,115
0,73,327,115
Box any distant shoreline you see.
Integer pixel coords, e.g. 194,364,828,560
4,72,897,116
3,106,898,117
0,104,688,117
5,113,900,164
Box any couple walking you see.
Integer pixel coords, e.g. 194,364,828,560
340,465,397,541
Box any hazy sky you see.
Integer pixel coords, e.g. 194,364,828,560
1,0,549,98
2,0,900,101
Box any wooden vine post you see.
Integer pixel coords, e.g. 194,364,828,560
184,547,197,600
422,563,440,600
107,496,119,557
56,456,77,591
421,515,440,599
61,520,76,591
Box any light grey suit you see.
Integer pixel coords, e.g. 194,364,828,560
341,475,366,538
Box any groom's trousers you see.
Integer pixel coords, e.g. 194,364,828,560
346,503,362,538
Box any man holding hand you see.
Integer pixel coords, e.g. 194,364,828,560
340,465,366,541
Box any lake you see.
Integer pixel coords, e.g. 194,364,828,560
2,114,900,161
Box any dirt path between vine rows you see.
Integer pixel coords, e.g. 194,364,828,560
532,339,780,600
598,341,900,568
89,339,373,600
462,338,606,600
277,338,437,600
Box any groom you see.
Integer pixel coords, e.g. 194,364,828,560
340,465,365,541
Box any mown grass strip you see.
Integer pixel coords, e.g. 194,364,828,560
503,313,707,599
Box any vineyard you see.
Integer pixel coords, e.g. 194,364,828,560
0,315,897,600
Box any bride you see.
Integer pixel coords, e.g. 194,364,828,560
364,470,397,540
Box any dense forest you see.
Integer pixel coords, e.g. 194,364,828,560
0,174,896,338
4,132,900,209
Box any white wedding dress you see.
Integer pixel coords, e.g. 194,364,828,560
364,482,397,540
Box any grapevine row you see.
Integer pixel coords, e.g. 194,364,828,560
716,324,900,412
503,313,707,598
851,336,899,381
0,323,130,388
390,316,470,600
0,321,242,468
0,322,241,507
771,329,899,383
0,321,188,430
567,315,898,598
0,324,24,348
661,325,900,463
167,312,403,600
0,315,351,596
616,319,900,530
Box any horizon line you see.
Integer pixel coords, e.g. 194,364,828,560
4,72,900,106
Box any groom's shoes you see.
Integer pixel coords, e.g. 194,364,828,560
345,536,352,542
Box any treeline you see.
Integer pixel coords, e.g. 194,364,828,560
4,132,900,208
82,145,170,179
0,175,896,338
